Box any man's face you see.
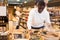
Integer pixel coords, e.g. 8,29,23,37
37,5,45,13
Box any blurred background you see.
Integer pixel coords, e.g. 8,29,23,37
0,0,60,40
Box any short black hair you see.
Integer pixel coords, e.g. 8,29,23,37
35,0,44,5
37,1,45,6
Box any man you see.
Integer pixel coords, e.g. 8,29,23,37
27,1,52,32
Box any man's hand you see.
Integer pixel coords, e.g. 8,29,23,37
28,29,33,35
28,29,33,32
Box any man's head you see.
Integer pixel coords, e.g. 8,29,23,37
37,1,45,13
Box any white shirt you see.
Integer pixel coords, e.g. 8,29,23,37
27,8,51,30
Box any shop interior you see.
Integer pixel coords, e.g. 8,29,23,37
0,0,60,40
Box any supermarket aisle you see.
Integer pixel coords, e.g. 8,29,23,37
0,0,60,40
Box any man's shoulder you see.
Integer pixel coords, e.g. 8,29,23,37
31,8,37,10
30,8,37,12
44,10,49,14
45,11,50,16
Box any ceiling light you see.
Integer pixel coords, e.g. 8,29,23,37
17,0,20,1
24,1,27,3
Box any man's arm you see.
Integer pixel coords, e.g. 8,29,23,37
27,10,34,30
44,11,54,32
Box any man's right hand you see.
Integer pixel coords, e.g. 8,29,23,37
28,29,33,34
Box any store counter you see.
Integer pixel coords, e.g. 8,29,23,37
14,39,28,40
